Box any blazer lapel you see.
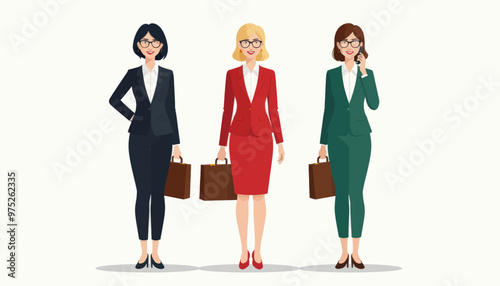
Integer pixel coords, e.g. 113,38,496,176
350,66,363,101
135,68,150,104
151,67,169,104
253,68,265,101
336,67,349,105
236,66,251,105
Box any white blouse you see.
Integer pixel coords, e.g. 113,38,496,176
341,62,368,103
142,63,159,102
242,63,259,102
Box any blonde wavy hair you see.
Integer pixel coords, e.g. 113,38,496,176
232,23,269,61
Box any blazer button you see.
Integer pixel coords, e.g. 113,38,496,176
347,107,350,111
148,107,151,111
249,108,252,110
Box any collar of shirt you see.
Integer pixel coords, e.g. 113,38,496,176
142,63,159,77
242,62,259,77
341,62,357,77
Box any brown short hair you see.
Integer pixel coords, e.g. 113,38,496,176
332,23,368,62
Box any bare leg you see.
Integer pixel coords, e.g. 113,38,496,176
253,195,266,263
338,237,348,263
151,240,162,263
139,240,148,263
352,237,361,263
236,195,249,262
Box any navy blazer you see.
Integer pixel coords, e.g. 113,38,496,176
109,66,180,144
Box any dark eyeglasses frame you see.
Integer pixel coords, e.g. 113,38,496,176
239,40,262,48
338,40,361,48
139,40,161,48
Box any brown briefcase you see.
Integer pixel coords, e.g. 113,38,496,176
164,156,191,199
309,156,336,199
200,158,236,201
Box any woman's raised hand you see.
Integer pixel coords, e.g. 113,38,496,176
357,53,367,76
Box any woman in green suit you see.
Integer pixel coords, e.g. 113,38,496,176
318,23,379,270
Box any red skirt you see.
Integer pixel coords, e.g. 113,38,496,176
228,133,273,195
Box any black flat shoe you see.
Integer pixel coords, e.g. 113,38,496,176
135,254,149,269
335,254,349,269
351,255,365,269
150,254,164,269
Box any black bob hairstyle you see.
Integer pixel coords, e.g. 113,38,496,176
133,23,168,60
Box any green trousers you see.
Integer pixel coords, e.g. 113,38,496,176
328,133,371,238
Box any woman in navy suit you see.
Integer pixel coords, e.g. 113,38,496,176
109,23,181,269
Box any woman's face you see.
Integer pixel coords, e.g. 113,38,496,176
336,32,363,61
238,32,262,61
137,32,163,60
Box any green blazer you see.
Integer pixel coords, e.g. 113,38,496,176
320,66,379,144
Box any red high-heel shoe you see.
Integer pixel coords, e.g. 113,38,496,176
252,251,263,270
239,251,250,269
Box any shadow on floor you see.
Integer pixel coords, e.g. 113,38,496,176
96,263,401,273
96,264,198,273
301,264,402,273
199,264,300,273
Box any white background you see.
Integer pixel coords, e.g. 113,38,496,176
1,0,499,285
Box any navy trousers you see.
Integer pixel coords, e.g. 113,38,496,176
129,128,172,240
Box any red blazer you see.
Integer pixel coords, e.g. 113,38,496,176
219,65,284,146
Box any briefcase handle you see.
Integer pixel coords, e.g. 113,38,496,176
317,156,329,163
171,156,183,164
214,158,229,165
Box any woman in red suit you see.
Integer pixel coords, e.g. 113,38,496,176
217,23,285,270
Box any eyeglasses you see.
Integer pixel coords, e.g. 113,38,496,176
239,40,262,48
139,40,161,48
338,40,361,48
